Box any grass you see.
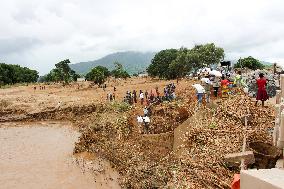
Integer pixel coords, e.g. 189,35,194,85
110,101,132,112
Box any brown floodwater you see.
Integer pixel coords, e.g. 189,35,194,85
0,122,120,189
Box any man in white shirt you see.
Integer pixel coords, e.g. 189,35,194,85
192,84,205,106
140,92,144,105
142,116,150,134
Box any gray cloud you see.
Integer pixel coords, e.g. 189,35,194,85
0,0,284,74
0,37,42,55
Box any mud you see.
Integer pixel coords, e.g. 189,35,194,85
0,121,120,189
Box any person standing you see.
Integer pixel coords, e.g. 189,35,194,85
143,106,148,116
133,90,137,103
221,75,230,98
212,77,220,97
192,84,205,107
145,90,148,100
140,91,144,105
113,93,116,101
234,71,246,88
255,73,269,107
203,80,211,103
142,116,150,134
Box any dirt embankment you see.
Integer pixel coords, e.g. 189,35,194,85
0,78,278,188
74,89,278,188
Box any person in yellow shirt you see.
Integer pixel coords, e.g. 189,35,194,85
234,71,247,87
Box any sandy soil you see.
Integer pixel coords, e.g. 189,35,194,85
0,78,190,114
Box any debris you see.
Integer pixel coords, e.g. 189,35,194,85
246,70,279,97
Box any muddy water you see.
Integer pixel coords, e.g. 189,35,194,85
0,122,120,189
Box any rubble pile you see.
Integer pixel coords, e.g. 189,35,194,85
246,70,279,97
171,95,276,188
73,88,197,188
149,103,190,134
73,85,276,188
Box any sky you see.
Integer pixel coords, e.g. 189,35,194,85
0,0,283,75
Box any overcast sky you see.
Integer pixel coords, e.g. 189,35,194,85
0,0,283,75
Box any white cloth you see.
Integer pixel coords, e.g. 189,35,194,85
192,84,205,93
209,70,222,77
137,116,143,123
140,93,144,99
201,78,211,84
143,116,150,123
202,67,211,72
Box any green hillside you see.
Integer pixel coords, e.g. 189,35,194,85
70,51,156,75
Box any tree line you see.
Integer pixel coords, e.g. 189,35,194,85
85,61,130,85
40,60,130,85
0,63,39,85
0,44,266,86
147,43,265,79
147,43,225,79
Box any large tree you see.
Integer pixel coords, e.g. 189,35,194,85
147,43,224,79
42,59,78,84
85,66,110,85
234,56,264,70
169,47,191,80
189,43,225,69
55,59,73,84
147,49,179,79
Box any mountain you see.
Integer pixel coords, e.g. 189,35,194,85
70,51,156,75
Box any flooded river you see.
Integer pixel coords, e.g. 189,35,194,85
0,122,120,189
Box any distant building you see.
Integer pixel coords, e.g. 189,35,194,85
138,72,148,77
77,77,86,82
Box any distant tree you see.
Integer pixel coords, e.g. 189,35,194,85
55,59,73,84
234,56,264,70
96,66,111,77
0,63,39,85
85,66,110,85
41,59,79,83
147,49,179,79
70,70,80,81
111,61,130,79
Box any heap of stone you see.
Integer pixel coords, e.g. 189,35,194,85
246,70,279,98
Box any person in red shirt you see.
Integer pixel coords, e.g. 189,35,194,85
221,75,230,98
255,73,268,107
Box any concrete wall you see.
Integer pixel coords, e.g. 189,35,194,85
241,169,284,189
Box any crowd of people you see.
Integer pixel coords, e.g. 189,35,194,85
128,83,176,134
192,67,269,107
33,85,46,91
